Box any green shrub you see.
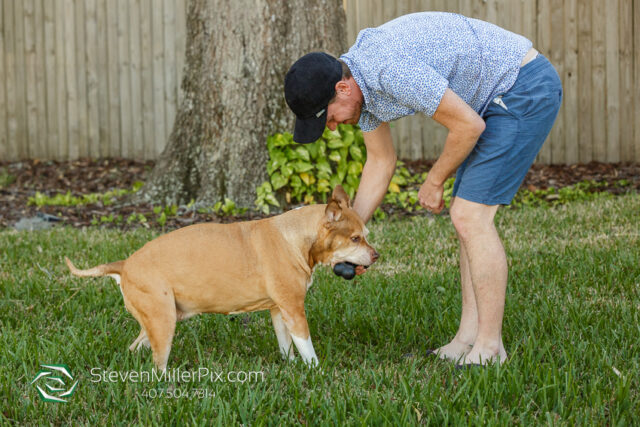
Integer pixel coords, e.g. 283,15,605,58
256,124,427,215
255,125,365,214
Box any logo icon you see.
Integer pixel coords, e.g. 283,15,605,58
31,364,78,403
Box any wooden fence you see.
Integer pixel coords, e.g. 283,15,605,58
345,0,640,164
1,0,639,163
0,0,186,161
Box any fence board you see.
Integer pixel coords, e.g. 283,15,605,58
620,0,634,162
129,0,144,159
0,1,5,161
591,0,607,163
635,0,640,161
176,0,186,105
577,0,593,162
6,0,18,160
106,0,119,158
151,0,166,156
43,0,57,160
141,0,155,159
606,0,621,162
54,0,67,159
564,0,579,164
550,0,565,164
25,0,44,160
85,0,100,158
117,0,131,158
95,0,109,158
75,0,88,158
163,0,176,145
13,0,27,158
64,0,79,159
1,0,639,163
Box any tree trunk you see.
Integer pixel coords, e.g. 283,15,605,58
137,0,346,207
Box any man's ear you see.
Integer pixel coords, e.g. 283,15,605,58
330,185,351,209
334,79,351,96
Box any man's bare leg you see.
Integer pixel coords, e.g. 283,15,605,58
449,197,508,365
434,198,478,361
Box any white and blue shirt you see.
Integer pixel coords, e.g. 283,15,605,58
340,12,532,132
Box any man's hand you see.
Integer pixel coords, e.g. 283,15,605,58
418,176,445,214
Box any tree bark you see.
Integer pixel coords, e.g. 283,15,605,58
138,0,346,207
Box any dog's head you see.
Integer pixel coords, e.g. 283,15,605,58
311,185,379,269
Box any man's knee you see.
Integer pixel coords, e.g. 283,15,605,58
450,199,498,241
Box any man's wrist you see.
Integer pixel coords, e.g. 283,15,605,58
426,170,446,187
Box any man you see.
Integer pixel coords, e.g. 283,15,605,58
283,12,562,366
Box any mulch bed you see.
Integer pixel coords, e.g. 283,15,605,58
1,158,638,230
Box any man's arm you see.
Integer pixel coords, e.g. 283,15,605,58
353,122,397,223
419,88,486,213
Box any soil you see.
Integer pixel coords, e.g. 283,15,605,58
1,158,638,230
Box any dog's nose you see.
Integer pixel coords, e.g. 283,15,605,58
371,250,379,262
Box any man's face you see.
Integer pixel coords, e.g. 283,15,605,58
326,80,362,131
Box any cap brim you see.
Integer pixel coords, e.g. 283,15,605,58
293,109,327,144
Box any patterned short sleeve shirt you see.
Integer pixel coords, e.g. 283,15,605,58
339,12,532,132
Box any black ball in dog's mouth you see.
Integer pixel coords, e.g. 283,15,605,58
333,262,357,280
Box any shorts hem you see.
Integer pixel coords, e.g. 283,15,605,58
453,191,514,206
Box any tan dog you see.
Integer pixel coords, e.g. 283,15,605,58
65,186,378,371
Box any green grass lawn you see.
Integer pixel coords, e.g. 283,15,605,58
1,194,638,425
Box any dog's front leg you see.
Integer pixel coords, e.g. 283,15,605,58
279,305,319,367
291,334,319,367
270,308,294,360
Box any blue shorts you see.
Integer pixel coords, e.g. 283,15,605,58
452,55,563,205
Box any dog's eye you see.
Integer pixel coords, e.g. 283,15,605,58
351,236,361,243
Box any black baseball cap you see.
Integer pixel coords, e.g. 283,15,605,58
284,52,343,144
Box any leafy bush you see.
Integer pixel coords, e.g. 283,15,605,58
256,125,366,214
256,124,430,215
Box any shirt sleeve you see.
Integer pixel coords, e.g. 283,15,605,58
358,111,382,133
379,59,449,117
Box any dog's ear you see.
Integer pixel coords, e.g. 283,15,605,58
329,185,351,209
325,185,351,224
325,199,342,223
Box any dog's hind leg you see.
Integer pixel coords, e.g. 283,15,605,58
270,307,294,360
120,275,177,372
128,328,150,352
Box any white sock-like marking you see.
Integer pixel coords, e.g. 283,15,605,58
271,312,294,360
291,334,319,367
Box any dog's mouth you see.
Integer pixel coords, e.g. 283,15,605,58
330,261,370,269
331,261,372,280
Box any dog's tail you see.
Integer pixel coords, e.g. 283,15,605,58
65,257,124,278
